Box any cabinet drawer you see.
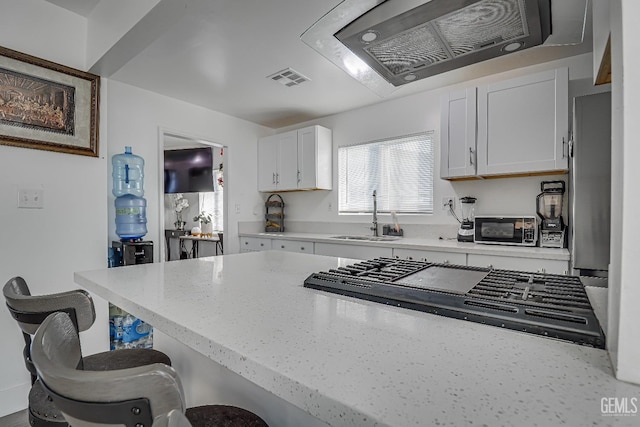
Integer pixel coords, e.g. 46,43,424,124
272,239,313,254
314,243,392,260
393,248,466,266
239,237,272,252
467,253,568,275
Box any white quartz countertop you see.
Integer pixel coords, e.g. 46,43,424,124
75,252,637,427
239,231,570,260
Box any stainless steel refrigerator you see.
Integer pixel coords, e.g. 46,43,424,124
569,92,611,277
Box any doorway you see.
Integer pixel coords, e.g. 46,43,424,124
158,129,227,262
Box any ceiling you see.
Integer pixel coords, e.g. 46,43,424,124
46,0,592,129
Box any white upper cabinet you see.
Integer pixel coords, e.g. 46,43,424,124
258,125,332,192
476,68,569,176
257,134,279,192
297,125,332,190
440,88,477,179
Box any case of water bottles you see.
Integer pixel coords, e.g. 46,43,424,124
109,305,153,350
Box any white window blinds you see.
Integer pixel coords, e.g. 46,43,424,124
338,132,434,214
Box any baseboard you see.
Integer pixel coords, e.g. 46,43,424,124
0,382,29,418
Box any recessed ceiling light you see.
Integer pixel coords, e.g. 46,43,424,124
503,42,524,52
404,74,417,81
361,31,378,43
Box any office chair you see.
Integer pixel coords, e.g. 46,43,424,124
31,312,269,427
3,276,172,427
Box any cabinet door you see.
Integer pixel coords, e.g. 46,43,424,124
314,243,392,260
467,253,568,275
393,248,466,266
440,88,477,179
258,135,278,192
298,125,333,190
272,239,314,254
476,68,568,176
239,237,272,252
277,131,298,190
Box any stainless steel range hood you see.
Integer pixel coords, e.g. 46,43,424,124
334,0,551,86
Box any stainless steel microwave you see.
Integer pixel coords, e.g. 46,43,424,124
474,216,538,246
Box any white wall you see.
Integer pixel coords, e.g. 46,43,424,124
0,0,108,416
105,80,271,257
608,0,640,384
274,53,594,234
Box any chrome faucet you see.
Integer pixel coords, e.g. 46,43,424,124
370,190,378,237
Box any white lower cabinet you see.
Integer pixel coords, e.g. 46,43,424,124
466,254,569,275
393,248,466,266
272,239,313,254
239,237,272,253
314,242,393,260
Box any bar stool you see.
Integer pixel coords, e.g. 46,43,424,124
3,276,172,427
31,312,269,427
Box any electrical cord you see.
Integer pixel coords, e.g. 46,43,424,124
446,200,461,223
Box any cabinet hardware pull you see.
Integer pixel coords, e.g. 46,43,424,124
301,247,305,250
276,173,279,184
562,137,566,158
469,147,474,166
272,173,276,184
297,170,301,183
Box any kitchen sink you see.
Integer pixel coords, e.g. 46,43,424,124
330,235,400,242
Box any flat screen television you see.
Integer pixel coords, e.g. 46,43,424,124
164,147,215,193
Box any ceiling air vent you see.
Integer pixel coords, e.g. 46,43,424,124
267,68,310,87
334,0,551,86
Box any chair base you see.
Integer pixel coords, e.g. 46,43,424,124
29,380,68,427
186,405,268,427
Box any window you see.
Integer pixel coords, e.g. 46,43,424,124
338,132,434,214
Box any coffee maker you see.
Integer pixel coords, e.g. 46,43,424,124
457,196,477,242
536,181,566,248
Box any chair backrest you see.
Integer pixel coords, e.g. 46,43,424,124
153,410,193,427
31,312,186,427
3,276,96,335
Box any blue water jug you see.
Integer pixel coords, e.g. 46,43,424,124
112,146,144,197
115,195,147,239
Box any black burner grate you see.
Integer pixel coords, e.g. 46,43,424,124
304,258,605,348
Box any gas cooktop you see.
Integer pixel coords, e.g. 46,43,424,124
304,258,605,348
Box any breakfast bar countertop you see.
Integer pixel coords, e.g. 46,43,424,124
75,251,638,427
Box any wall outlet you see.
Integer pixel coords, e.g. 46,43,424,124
441,197,455,211
328,202,333,212
18,188,44,209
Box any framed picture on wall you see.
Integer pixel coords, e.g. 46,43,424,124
0,45,99,157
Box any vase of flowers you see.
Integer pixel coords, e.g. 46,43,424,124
194,211,213,237
172,193,189,230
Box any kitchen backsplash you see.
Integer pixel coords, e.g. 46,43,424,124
239,221,459,240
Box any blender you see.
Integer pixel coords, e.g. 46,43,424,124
536,181,566,248
457,196,477,242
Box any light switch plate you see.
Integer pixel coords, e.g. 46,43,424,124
18,188,44,209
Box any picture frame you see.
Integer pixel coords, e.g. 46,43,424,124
0,46,99,157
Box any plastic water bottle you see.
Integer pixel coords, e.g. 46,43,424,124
112,146,144,197
115,195,147,239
